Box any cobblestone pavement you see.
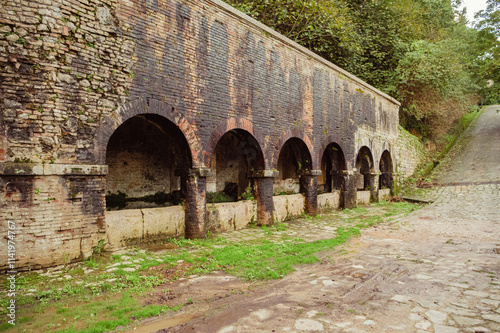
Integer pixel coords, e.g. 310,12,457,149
164,107,500,333
435,105,500,185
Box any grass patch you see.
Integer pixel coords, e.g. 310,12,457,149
209,226,360,280
0,200,420,333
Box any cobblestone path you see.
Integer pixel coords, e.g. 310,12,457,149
435,105,500,185
166,106,500,333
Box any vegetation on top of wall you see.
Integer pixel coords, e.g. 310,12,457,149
207,191,235,203
240,187,254,201
207,187,255,203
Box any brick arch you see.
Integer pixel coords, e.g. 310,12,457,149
318,136,349,170
204,117,268,169
272,129,316,170
377,141,394,171
381,141,391,152
356,145,375,172
94,99,201,166
354,136,374,169
356,136,373,152
379,149,394,171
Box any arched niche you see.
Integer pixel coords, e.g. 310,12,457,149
379,150,394,190
274,138,313,195
206,129,265,202
320,143,347,193
105,114,192,210
355,146,374,191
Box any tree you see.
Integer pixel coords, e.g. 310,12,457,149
475,0,500,104
223,0,361,64
223,0,486,139
394,38,475,136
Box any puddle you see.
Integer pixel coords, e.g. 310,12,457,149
123,312,196,333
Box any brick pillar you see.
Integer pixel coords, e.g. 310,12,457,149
183,168,211,239
301,170,321,216
343,170,357,209
368,171,380,203
250,170,276,226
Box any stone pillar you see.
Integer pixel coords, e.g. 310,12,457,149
342,170,357,209
249,170,276,226
368,171,380,203
183,168,211,239
300,170,321,216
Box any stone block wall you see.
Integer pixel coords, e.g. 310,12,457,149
317,191,341,213
105,205,184,249
356,191,371,205
378,188,391,201
395,126,425,184
206,200,256,233
273,194,306,222
0,164,106,270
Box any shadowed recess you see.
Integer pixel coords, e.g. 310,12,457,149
105,114,192,210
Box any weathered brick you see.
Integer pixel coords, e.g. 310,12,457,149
0,0,404,271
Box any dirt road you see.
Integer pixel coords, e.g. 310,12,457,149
149,105,500,333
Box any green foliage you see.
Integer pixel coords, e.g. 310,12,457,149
207,191,234,203
222,0,360,63
241,187,254,201
84,256,99,268
208,226,360,280
224,0,490,139
395,39,475,122
474,0,500,104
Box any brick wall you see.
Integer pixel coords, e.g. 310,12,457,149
0,0,399,167
0,0,401,270
0,165,106,271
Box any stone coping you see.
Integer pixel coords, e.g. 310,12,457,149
0,163,108,176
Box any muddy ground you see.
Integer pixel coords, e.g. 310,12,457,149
126,106,500,333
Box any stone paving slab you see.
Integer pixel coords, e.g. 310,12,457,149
166,182,499,333
168,105,500,333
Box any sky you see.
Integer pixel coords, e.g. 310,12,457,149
459,0,488,24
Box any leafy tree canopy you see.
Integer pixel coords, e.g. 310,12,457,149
475,0,500,104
